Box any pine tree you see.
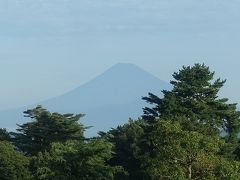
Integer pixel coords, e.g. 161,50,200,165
140,64,240,178
143,64,240,143
11,106,85,155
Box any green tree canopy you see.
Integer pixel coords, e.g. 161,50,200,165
144,118,228,179
11,106,85,155
102,119,149,180
0,128,10,141
31,139,123,180
142,64,240,148
139,64,240,178
0,141,31,180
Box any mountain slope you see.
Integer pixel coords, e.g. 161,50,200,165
0,63,171,136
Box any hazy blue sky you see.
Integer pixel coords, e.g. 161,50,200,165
0,0,240,110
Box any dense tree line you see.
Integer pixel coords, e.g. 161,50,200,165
1,64,240,179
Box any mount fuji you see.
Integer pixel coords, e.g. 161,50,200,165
0,63,171,136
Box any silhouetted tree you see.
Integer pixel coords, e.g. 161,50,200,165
140,64,240,178
11,106,85,155
0,128,10,141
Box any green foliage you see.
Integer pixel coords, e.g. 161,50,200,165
103,119,149,180
0,63,239,180
0,128,10,141
140,64,240,178
216,159,240,180
31,139,123,180
143,64,240,155
0,141,31,180
143,64,240,137
144,118,225,179
11,106,85,155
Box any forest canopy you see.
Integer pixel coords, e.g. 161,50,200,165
1,64,240,179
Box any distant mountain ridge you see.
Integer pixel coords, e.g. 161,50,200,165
0,63,171,136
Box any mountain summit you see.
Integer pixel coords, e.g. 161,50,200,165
0,63,170,136
43,63,169,109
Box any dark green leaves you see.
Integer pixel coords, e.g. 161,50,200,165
0,141,31,180
11,106,85,155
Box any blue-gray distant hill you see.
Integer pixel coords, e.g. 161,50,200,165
0,63,171,136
